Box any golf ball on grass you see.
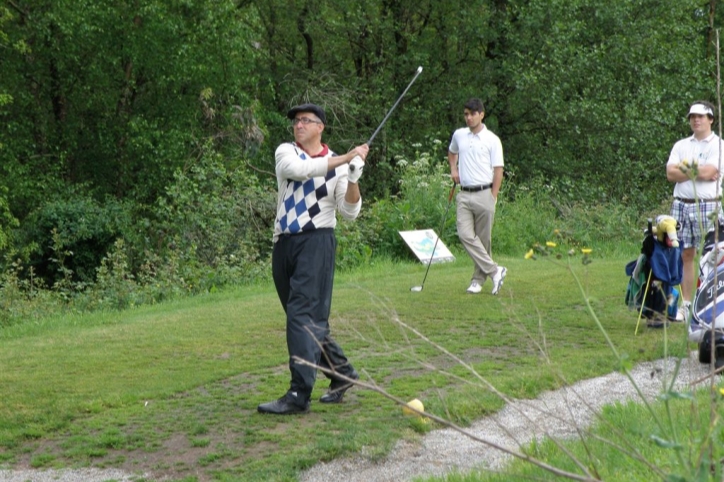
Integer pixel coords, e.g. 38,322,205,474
402,398,424,416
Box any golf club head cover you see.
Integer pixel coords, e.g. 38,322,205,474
348,156,365,183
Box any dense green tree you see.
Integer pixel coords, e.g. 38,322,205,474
243,0,716,205
243,0,507,197
1,0,272,284
0,0,265,216
6,0,714,211
498,0,713,205
0,0,721,290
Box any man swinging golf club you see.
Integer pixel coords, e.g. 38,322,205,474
257,103,366,415
448,98,507,295
258,69,423,414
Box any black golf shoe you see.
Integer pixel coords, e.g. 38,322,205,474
319,370,359,404
257,392,310,415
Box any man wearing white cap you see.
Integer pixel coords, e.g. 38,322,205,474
666,100,724,321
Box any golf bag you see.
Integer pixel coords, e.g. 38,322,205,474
689,225,724,368
625,220,682,328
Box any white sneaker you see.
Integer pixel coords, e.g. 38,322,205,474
675,302,691,322
491,266,507,295
675,306,685,322
466,281,482,294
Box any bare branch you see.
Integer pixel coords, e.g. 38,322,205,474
294,356,601,482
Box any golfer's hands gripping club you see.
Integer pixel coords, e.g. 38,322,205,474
347,144,369,184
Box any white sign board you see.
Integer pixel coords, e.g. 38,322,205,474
399,229,455,265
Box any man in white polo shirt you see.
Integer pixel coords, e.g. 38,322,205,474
666,100,724,321
448,98,507,295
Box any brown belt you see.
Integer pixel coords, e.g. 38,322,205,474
675,197,720,204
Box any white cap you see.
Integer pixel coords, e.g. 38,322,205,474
688,103,714,117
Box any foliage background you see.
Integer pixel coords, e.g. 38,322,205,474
0,0,721,317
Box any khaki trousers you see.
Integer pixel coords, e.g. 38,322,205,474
456,189,498,284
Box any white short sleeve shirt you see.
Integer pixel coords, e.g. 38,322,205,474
448,125,504,187
667,133,724,199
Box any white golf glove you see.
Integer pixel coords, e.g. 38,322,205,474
348,156,365,184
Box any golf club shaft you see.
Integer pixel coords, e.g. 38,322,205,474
367,67,423,146
418,182,457,288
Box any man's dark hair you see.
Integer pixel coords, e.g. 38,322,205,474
464,98,485,113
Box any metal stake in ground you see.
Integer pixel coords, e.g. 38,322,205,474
411,182,456,292
367,66,423,146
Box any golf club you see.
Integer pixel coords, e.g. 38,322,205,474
411,182,457,292
367,66,423,146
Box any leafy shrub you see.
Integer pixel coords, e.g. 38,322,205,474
0,141,278,322
145,143,275,293
16,193,133,286
495,179,643,257
359,143,647,262
361,138,454,259
0,137,655,325
335,218,373,271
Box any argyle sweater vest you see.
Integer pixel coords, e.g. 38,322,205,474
273,142,360,242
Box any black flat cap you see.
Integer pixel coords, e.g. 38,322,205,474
287,103,326,125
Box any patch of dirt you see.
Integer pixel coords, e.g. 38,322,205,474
5,368,346,482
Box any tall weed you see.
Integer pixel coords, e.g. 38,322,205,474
76,239,141,311
0,256,59,327
495,183,643,257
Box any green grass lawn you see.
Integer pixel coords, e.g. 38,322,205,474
0,253,702,481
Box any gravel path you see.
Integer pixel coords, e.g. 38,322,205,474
0,355,715,482
0,468,154,481
300,354,715,482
